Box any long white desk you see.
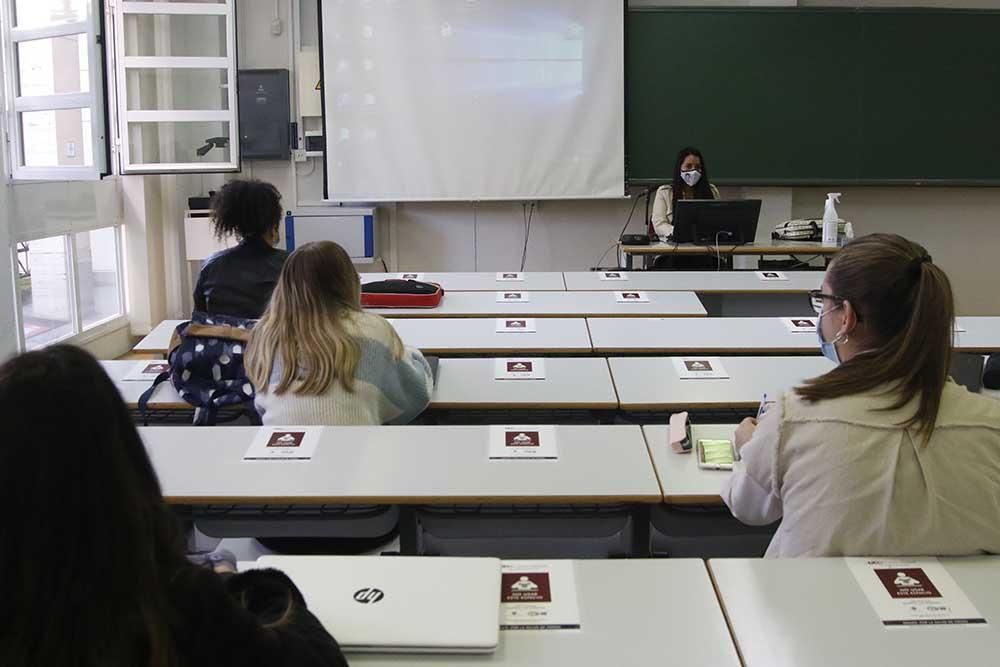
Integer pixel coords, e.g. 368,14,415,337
430,357,617,410
141,425,662,505
134,317,595,357
366,291,707,319
388,318,594,356
711,557,1000,667
611,356,834,411
564,270,823,293
323,560,741,666
359,272,566,292
105,357,618,413
644,424,736,505
590,316,1000,355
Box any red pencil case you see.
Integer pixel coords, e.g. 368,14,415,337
361,279,444,308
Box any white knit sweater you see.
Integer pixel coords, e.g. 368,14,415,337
254,311,433,425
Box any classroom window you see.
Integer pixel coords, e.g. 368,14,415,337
112,0,239,174
16,226,125,350
1,0,108,180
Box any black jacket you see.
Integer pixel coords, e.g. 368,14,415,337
193,237,287,319
169,567,349,667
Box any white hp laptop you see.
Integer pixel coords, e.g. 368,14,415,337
255,555,501,654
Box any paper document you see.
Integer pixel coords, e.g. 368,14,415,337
756,271,789,281
489,425,557,460
615,291,650,303
244,426,323,461
782,317,818,334
123,361,172,382
495,358,546,380
398,272,424,281
846,558,987,627
673,357,730,380
500,561,581,630
600,271,628,281
497,272,524,281
497,291,531,303
496,318,537,333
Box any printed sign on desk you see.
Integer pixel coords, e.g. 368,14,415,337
495,358,546,380
489,425,557,460
673,357,730,380
497,291,531,303
500,561,581,630
244,426,323,461
497,272,524,281
123,361,172,382
847,558,987,627
756,271,789,281
615,291,650,303
600,271,628,281
398,272,425,281
496,318,537,333
782,317,818,334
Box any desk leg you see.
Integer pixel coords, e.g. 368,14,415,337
632,504,651,558
399,506,418,555
624,252,634,271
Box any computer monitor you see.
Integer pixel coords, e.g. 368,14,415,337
671,199,762,245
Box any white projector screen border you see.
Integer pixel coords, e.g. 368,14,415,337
319,0,626,203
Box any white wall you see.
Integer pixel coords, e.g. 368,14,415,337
214,0,1000,315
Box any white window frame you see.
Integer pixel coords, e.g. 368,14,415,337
11,225,128,351
1,0,109,181
111,0,239,174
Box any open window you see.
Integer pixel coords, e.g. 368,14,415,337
111,0,238,174
1,0,109,180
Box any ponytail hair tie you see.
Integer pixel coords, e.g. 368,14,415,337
909,254,932,279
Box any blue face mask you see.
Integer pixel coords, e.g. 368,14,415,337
817,305,844,365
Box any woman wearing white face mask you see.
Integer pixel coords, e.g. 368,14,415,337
722,233,1000,558
650,146,721,240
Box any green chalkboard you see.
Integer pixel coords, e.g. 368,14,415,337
626,8,1000,185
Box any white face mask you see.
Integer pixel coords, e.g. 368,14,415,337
680,169,702,187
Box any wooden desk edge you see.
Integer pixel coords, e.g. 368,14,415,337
428,401,619,410
663,494,725,506
706,561,749,667
379,311,708,319
165,494,665,505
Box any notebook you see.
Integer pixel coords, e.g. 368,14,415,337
255,555,501,654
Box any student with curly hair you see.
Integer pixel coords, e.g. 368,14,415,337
193,179,288,318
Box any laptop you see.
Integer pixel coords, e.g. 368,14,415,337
255,555,501,654
671,199,762,245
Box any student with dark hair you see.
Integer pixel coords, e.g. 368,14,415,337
723,234,1000,557
650,146,720,240
193,179,288,318
0,345,348,667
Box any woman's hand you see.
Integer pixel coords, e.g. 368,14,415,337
734,417,758,451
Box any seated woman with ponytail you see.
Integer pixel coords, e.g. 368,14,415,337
723,233,1000,558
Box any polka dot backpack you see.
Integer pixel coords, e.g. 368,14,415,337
138,311,261,425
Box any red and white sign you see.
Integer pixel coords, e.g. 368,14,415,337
244,426,323,461
489,425,557,460
494,358,546,380
847,558,987,627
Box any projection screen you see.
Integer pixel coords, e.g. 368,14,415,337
320,0,626,202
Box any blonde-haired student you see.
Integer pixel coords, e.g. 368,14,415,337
246,241,433,425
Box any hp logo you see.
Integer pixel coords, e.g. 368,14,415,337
354,588,385,604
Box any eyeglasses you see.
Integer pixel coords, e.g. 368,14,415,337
808,289,844,316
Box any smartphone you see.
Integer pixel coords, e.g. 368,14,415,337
697,439,737,471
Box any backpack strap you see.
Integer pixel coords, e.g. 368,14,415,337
137,371,172,426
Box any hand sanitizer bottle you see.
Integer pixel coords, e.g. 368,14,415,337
822,193,842,247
